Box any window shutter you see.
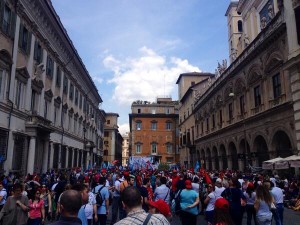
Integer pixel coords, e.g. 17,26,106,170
26,31,32,55
9,10,16,38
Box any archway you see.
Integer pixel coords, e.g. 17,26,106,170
253,135,269,166
197,150,200,162
239,139,250,170
212,146,219,170
206,148,212,170
271,130,293,158
220,144,227,169
228,142,238,170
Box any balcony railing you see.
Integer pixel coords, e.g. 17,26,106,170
268,94,286,108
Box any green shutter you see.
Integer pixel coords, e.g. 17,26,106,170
9,10,16,38
26,31,32,55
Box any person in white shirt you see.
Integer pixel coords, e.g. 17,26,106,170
204,184,216,225
214,178,225,198
84,188,98,225
0,183,7,211
154,177,170,204
267,181,284,225
111,172,123,225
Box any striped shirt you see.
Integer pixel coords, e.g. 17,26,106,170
114,209,170,225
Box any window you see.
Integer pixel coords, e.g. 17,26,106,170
136,144,141,154
165,108,170,114
69,83,74,100
272,73,281,99
228,103,233,121
54,106,58,126
238,20,243,32
44,100,49,119
55,66,61,87
1,4,15,37
107,120,110,125
206,118,209,131
212,114,215,128
68,115,72,131
254,85,261,107
166,144,172,154
34,41,43,64
240,95,245,115
0,69,7,100
151,143,157,154
18,24,31,54
63,75,68,94
137,108,141,113
15,79,24,109
31,90,38,113
166,122,171,130
46,56,54,79
191,81,195,86
151,109,156,114
151,121,157,130
79,94,82,109
259,0,275,29
219,110,223,126
201,122,204,134
104,131,109,137
136,121,142,130
75,89,78,105
295,6,300,45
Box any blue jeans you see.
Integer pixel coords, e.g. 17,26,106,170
273,203,284,225
257,215,272,225
27,218,42,225
205,210,214,224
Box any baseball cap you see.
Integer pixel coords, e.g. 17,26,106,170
185,180,192,189
247,182,254,189
215,198,229,211
148,199,171,217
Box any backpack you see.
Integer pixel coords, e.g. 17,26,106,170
94,186,105,206
171,189,182,215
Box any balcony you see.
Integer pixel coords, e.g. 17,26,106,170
251,104,264,115
268,94,286,108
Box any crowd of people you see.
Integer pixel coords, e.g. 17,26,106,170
0,167,298,225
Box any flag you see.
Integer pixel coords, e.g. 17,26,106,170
194,161,200,172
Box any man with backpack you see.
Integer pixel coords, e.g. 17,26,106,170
94,177,109,225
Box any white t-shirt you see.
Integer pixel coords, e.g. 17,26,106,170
206,192,216,211
214,186,225,198
271,187,283,204
192,183,199,193
84,192,96,219
0,189,7,205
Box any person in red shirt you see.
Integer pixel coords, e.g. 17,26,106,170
171,170,180,193
28,189,45,225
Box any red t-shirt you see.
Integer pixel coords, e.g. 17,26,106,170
29,199,44,218
172,175,180,192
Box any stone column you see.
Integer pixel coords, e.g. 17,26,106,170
65,146,69,168
238,159,244,171
227,156,233,170
211,159,216,171
71,148,74,168
42,139,49,173
76,149,80,167
27,136,36,174
218,157,224,170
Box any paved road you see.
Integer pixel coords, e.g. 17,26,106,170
46,207,300,224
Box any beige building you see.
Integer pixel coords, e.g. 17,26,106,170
103,113,122,165
191,0,299,171
176,72,215,168
122,132,130,166
0,0,105,174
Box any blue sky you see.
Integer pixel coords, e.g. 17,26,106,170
51,0,230,134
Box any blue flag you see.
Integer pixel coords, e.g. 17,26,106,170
194,161,200,172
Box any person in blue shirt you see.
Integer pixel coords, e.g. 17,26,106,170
94,177,110,225
71,183,89,225
179,180,199,225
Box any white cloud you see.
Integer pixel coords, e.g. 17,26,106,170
118,123,130,135
103,46,201,105
92,76,104,84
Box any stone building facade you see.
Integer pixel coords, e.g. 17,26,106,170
176,72,215,168
192,0,298,171
103,113,122,165
129,97,179,164
0,0,104,174
122,132,129,166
